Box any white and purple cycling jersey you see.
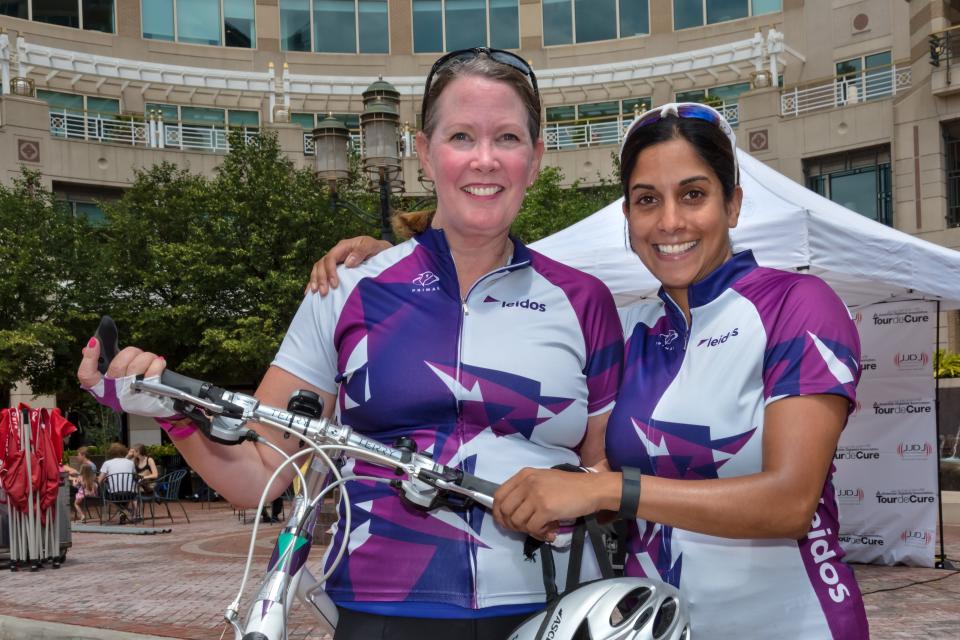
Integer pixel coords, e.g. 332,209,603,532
273,227,623,617
607,250,869,639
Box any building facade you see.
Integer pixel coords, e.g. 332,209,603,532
1,1,959,354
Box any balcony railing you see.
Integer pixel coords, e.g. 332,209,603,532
543,103,740,152
780,64,911,117
48,109,258,152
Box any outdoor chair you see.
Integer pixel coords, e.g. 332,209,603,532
147,469,191,524
77,489,101,523
100,472,143,525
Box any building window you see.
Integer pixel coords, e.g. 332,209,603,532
412,0,518,53
280,0,388,53
54,183,124,226
674,0,780,31
39,89,120,139
805,147,892,226
0,0,115,32
945,121,960,228
141,0,255,48
145,103,260,127
543,0,648,46
835,51,893,103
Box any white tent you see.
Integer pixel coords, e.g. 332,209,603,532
532,150,960,567
532,150,960,311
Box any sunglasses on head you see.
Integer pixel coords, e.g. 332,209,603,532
421,47,539,123
622,102,739,183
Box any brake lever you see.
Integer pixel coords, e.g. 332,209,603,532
132,377,227,415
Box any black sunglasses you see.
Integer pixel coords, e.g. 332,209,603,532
420,47,539,124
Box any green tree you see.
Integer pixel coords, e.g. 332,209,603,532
0,170,101,397
98,131,378,385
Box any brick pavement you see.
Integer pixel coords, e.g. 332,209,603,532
0,500,958,639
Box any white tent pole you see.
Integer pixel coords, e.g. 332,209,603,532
22,408,37,565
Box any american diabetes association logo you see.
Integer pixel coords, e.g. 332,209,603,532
874,489,936,505
870,399,933,416
900,529,934,547
834,445,879,461
838,532,884,547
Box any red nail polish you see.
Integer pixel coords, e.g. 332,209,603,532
87,337,97,348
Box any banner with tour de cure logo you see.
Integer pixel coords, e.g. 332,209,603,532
833,301,938,567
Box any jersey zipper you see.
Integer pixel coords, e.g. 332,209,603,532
662,293,692,350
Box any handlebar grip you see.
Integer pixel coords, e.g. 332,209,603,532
458,473,500,501
95,315,119,375
160,369,209,399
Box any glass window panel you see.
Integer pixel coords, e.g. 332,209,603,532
546,106,576,122
181,106,226,124
446,0,486,50
575,0,616,43
708,82,750,103
37,90,85,113
225,0,255,48
0,2,29,19
619,0,648,37
489,0,518,49
412,0,443,53
543,0,572,46
333,113,360,131
835,57,861,77
578,101,619,120
706,0,748,25
292,112,316,129
358,0,389,53
228,109,259,126
829,170,879,221
751,0,780,15
178,0,222,46
82,0,115,33
314,0,357,53
280,0,311,51
673,0,702,30
675,89,706,103
142,0,175,40
622,97,651,116
33,0,80,28
87,97,120,114
74,201,106,225
864,51,891,70
145,103,179,120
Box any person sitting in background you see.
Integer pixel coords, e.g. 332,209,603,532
73,464,98,523
99,442,138,523
128,443,159,494
76,446,97,474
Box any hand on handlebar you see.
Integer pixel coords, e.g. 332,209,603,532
77,338,181,419
305,236,392,295
493,467,615,542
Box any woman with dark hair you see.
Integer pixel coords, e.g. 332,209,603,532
316,103,869,638
128,443,158,493
78,49,623,639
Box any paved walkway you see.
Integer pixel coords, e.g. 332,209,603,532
0,499,958,639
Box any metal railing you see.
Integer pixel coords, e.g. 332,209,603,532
946,134,960,227
929,25,960,86
48,109,259,152
543,104,740,152
780,64,912,117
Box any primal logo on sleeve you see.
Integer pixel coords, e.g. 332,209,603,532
411,271,441,292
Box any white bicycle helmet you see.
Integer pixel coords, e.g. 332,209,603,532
506,577,691,640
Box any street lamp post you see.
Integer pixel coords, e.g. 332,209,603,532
312,78,403,242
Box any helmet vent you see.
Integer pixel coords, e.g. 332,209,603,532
651,597,678,638
610,586,652,627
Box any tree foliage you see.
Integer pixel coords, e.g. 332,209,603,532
2,132,622,403
0,170,100,397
